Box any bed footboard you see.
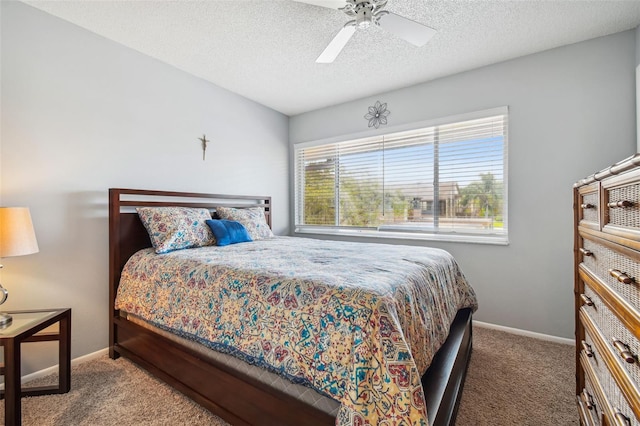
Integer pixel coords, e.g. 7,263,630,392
424,308,473,426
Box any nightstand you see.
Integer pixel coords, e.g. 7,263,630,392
0,308,71,425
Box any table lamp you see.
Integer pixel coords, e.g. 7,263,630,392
0,207,39,326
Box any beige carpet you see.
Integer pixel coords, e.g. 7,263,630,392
456,327,578,425
3,326,578,425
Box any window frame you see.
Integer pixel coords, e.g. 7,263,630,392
293,106,509,245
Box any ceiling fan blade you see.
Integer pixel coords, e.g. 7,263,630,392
316,25,356,63
378,12,436,47
291,0,346,10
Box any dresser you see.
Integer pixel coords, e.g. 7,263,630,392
575,154,640,426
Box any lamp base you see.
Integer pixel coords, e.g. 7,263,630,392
0,312,13,327
0,279,10,327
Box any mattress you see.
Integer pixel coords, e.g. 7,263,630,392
115,236,477,425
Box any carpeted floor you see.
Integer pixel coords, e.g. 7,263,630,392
4,326,578,425
456,327,577,425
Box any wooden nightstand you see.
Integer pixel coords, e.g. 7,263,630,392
0,308,71,425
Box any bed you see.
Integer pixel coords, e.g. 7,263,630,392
109,188,477,426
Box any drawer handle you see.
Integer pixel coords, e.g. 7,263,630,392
581,340,594,357
581,203,595,209
579,248,593,257
607,200,634,208
609,269,634,284
612,340,636,364
580,294,594,306
581,389,594,410
614,411,631,426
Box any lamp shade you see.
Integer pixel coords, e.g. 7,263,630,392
0,207,39,258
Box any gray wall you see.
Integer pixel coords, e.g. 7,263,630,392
290,30,637,339
636,25,640,66
1,1,289,375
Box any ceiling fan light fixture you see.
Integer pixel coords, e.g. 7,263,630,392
358,16,372,29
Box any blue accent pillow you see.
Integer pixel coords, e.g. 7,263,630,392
206,220,253,246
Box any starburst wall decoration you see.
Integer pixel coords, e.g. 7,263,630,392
364,101,390,129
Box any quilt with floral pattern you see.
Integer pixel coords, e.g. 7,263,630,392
115,236,477,425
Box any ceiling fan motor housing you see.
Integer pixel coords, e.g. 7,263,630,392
341,0,388,29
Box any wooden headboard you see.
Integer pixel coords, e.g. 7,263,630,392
108,188,271,345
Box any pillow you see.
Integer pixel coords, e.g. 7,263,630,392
137,207,215,254
206,220,252,246
215,206,274,240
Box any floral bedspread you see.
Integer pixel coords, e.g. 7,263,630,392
115,236,477,425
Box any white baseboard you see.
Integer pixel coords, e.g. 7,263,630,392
1,347,109,389
473,320,573,345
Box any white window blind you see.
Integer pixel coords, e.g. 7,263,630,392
294,108,508,244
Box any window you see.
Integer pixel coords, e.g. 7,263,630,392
294,107,508,244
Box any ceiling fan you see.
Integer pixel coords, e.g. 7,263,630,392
294,0,437,63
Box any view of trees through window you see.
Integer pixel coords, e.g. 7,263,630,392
295,111,507,238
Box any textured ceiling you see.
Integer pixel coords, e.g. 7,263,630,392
22,0,640,116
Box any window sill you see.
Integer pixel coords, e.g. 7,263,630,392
294,227,509,246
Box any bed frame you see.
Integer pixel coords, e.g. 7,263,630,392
109,188,473,426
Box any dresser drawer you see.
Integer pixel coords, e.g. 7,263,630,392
579,182,600,230
578,364,603,426
581,285,640,389
603,171,640,240
581,238,640,327
580,305,640,423
580,332,605,426
581,348,636,426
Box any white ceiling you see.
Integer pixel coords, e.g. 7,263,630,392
22,0,640,116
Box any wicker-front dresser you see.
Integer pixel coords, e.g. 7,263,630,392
574,154,640,426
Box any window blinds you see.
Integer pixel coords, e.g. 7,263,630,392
294,108,508,243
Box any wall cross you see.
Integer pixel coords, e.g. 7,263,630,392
198,134,210,160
